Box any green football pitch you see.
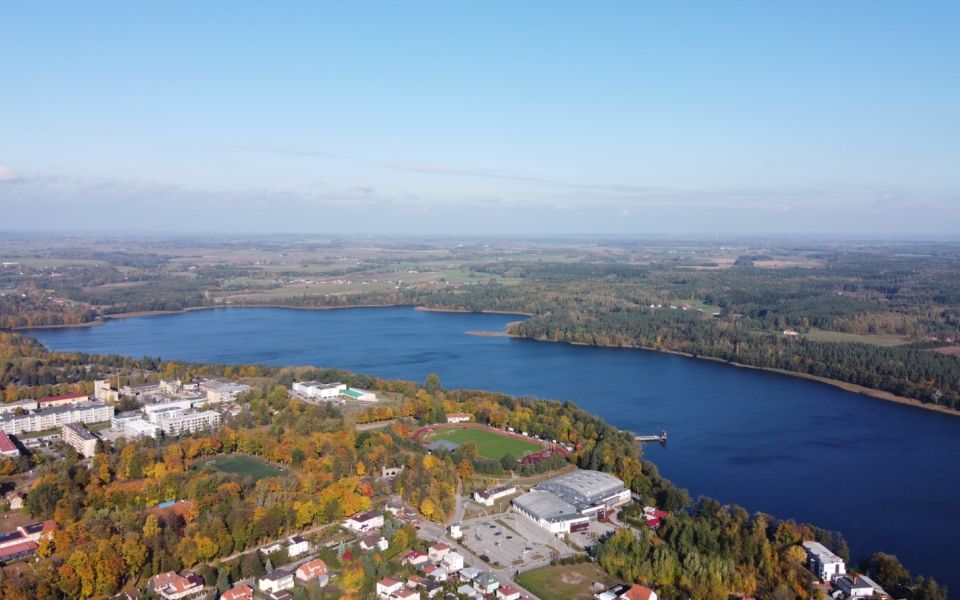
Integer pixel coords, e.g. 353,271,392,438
425,426,544,460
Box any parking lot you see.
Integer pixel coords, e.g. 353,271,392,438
460,511,574,571
568,518,618,550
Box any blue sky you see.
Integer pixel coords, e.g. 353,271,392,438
1,2,958,235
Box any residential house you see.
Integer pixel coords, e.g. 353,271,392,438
473,484,517,507
221,583,254,600
457,584,482,599
268,592,294,600
377,577,403,599
258,570,294,594
287,534,309,557
295,558,328,582
403,550,430,567
360,532,389,552
260,541,283,555
153,573,204,600
391,589,420,600
343,510,384,533
833,574,888,599
385,497,405,515
458,567,482,582
497,586,522,600
424,565,447,582
422,581,443,599
441,551,464,573
474,572,500,595
427,542,450,562
619,584,658,600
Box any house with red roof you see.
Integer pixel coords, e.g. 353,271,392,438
220,583,253,600
427,542,450,562
36,392,89,408
0,431,19,458
377,577,403,599
295,558,328,582
403,550,430,567
619,584,658,600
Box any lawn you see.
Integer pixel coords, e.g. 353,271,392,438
195,455,286,481
424,426,543,460
803,328,909,347
516,562,619,600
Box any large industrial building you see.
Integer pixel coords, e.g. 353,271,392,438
511,469,631,535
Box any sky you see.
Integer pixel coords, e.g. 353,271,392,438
1,2,959,236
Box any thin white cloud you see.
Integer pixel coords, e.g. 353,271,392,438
0,165,18,183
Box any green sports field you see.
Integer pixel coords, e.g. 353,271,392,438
424,426,544,460
195,455,286,481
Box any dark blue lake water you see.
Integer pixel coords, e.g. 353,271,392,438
30,307,959,589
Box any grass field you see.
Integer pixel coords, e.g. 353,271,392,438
803,328,909,347
195,455,286,481
516,563,618,600
424,426,543,460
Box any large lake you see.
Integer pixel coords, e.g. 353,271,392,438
31,307,959,589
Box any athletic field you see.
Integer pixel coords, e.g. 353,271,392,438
423,426,544,460
195,455,285,481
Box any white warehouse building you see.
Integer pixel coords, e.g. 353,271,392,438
512,469,631,535
292,381,347,400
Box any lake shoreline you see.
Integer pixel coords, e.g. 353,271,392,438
520,334,960,419
12,303,533,331
17,303,957,418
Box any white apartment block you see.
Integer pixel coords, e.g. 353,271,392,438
161,410,221,436
0,402,114,435
201,381,251,403
111,413,160,438
143,400,195,424
62,423,98,458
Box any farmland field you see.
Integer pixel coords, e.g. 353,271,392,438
195,455,286,481
802,328,908,347
423,426,544,460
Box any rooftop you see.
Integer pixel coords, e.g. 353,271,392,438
537,469,625,502
513,490,580,522
63,422,96,440
801,540,844,563
0,431,17,453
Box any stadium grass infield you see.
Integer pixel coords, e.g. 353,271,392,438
422,425,544,460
